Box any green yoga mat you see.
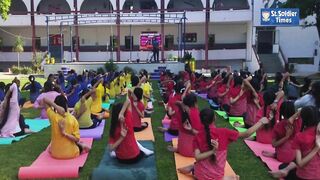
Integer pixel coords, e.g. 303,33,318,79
215,110,228,119
228,117,256,136
92,141,157,180
0,119,50,145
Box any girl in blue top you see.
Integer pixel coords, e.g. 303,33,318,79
66,79,81,108
22,75,42,103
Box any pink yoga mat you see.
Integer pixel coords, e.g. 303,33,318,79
244,140,282,171
80,120,105,140
18,138,93,179
162,116,171,125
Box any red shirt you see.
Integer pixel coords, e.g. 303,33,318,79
131,99,145,128
193,125,239,179
168,93,182,130
272,119,302,163
217,84,230,105
166,81,174,94
109,110,140,160
229,86,249,116
178,107,203,133
292,126,320,179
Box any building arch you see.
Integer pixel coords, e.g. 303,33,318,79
9,0,28,14
36,0,71,14
122,0,158,11
167,0,204,10
80,0,113,13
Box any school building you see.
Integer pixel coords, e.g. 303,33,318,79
0,0,319,73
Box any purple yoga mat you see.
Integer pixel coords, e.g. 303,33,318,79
197,93,208,100
163,124,178,142
80,120,105,140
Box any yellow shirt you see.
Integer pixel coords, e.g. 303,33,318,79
115,79,121,95
109,81,115,98
91,84,104,113
125,73,131,85
120,76,125,88
142,82,152,106
47,108,80,159
104,87,110,102
74,98,93,128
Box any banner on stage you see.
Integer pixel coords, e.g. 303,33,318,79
261,8,300,26
140,32,162,51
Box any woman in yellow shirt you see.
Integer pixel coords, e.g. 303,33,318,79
42,96,90,159
90,77,109,119
74,89,103,129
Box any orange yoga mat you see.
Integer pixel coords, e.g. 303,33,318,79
18,138,93,179
172,138,236,180
134,118,155,141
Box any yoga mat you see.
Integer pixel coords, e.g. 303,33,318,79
0,119,50,145
196,93,208,100
109,99,115,104
134,118,155,141
229,117,256,137
18,138,93,179
101,103,111,110
172,138,236,180
22,101,34,109
244,140,281,171
215,110,228,119
92,141,157,180
80,120,105,140
163,124,178,142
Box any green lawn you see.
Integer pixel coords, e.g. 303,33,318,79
0,79,274,180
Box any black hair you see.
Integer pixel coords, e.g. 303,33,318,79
79,89,89,99
222,74,230,84
71,79,78,86
274,72,283,85
279,101,295,121
233,75,243,87
43,81,53,92
263,90,276,129
311,81,320,108
54,95,68,112
0,85,13,129
131,75,140,87
28,75,37,93
0,82,5,90
174,81,185,94
133,87,143,101
183,93,197,108
77,75,83,82
110,103,123,138
91,78,98,86
48,74,54,81
250,77,260,92
200,108,216,162
300,106,319,129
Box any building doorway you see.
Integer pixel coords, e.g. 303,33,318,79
257,28,275,54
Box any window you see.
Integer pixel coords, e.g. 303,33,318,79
183,33,197,43
208,34,215,48
35,37,41,50
288,58,314,64
125,36,133,50
110,35,118,49
165,35,174,49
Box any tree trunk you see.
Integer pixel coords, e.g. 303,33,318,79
17,52,20,70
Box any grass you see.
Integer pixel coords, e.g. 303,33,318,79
0,78,274,180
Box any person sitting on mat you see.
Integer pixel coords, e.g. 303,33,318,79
109,101,153,164
74,89,103,129
167,93,202,157
270,106,320,180
66,79,81,108
0,83,33,137
34,81,61,119
255,89,284,144
158,81,190,136
217,73,232,113
262,101,302,164
21,75,42,103
42,95,90,159
179,108,269,179
129,87,147,132
90,77,109,120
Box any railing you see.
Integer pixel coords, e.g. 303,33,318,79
249,45,261,72
252,45,260,63
278,45,287,70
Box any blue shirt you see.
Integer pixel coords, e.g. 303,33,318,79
0,89,4,102
67,85,81,108
25,82,42,103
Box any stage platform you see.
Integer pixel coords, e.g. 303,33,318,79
43,61,184,78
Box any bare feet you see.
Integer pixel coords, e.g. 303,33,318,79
178,165,194,174
78,142,91,154
158,127,168,133
269,169,288,178
167,145,177,152
233,122,244,128
24,128,35,134
262,151,275,158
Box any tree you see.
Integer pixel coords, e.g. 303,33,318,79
13,36,24,70
283,0,320,36
0,0,12,20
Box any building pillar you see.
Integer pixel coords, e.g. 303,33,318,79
161,0,165,63
205,0,210,68
30,0,36,56
116,0,121,62
74,0,80,61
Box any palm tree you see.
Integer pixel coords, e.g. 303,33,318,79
13,36,24,70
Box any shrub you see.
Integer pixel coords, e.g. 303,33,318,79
123,66,135,75
11,65,20,74
104,60,118,73
21,66,33,75
32,52,43,73
97,67,105,75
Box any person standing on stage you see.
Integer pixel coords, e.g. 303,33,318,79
152,37,159,63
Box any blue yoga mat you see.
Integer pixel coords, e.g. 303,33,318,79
102,103,111,110
92,141,157,180
0,119,50,145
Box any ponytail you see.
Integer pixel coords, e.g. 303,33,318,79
204,122,216,162
200,108,216,162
